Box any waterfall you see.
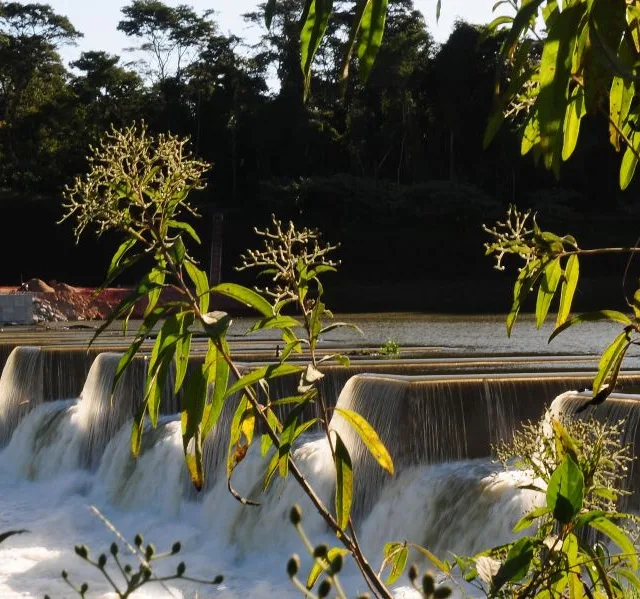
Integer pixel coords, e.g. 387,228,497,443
0,346,43,445
3,341,640,597
328,372,640,519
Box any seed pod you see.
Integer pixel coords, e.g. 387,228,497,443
434,588,452,598
423,573,435,595
74,545,88,559
134,534,143,547
80,583,89,593
145,544,155,560
171,542,181,554
110,543,118,556
290,505,302,525
213,575,224,584
313,544,328,559
177,562,186,577
318,579,332,598
61,570,68,580
330,553,343,574
408,564,418,582
287,554,300,578
98,554,107,568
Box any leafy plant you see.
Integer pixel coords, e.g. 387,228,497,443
456,415,640,598
485,205,640,409
62,123,404,598
379,339,400,358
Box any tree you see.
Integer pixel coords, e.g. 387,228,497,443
0,2,81,188
70,51,144,136
117,0,215,84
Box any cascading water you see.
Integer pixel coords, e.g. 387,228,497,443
1,350,639,598
0,346,43,445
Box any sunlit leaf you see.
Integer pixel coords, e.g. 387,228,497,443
184,260,210,314
549,310,632,342
300,0,334,99
333,431,353,530
535,257,562,328
492,537,535,591
210,282,272,317
355,0,388,82
383,542,408,585
556,254,579,328
307,547,349,590
225,363,303,398
589,517,638,570
546,455,584,524
334,407,394,474
592,328,631,396
512,506,551,532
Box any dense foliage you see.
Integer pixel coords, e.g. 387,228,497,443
2,0,636,306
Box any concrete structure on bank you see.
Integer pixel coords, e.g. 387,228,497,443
0,294,33,324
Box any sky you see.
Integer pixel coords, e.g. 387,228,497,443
49,0,502,67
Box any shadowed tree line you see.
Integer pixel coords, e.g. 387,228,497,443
0,0,636,311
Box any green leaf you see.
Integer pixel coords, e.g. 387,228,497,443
620,139,639,190
556,254,579,328
181,367,207,449
562,86,584,161
333,407,394,474
411,545,450,574
225,363,303,398
384,542,408,585
105,238,137,284
167,219,201,244
300,0,334,99
589,517,638,570
319,322,364,336
261,408,280,457
333,431,353,530
210,282,273,317
184,260,210,314
592,328,631,396
248,315,302,333
537,4,584,174
112,305,169,397
146,314,182,425
226,395,254,478
507,259,542,336
144,267,166,318
130,401,147,457
501,0,545,59
616,569,640,594
306,547,349,590
201,341,230,438
549,310,632,342
562,533,581,599
184,428,204,490
512,506,552,532
89,271,164,348
536,257,562,328
492,537,535,591
355,0,388,82
174,312,194,394
546,455,584,524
